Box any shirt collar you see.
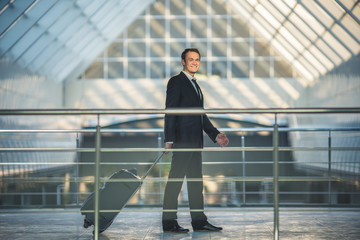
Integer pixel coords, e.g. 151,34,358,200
182,70,196,81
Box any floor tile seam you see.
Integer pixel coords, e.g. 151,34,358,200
142,224,156,240
259,219,274,236
309,214,347,235
278,218,348,240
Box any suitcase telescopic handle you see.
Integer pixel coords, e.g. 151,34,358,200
141,152,165,181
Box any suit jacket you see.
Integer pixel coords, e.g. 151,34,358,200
164,72,219,148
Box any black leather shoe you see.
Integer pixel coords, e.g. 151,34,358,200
193,222,223,232
163,220,189,233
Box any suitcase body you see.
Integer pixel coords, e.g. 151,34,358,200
80,169,141,233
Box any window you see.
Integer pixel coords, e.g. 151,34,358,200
82,0,297,81
108,62,123,78
128,62,146,78
232,60,249,78
85,61,103,78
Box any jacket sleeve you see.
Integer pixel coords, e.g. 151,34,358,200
203,114,220,143
164,77,181,143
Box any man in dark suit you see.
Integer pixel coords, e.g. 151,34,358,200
162,48,229,233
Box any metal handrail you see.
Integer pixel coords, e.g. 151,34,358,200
1,147,360,152
1,108,360,240
0,107,359,115
1,160,359,165
2,126,360,133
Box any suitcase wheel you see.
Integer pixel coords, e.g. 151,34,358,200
83,218,92,228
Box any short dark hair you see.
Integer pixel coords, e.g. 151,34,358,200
181,48,201,61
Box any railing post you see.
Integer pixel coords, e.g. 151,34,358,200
241,135,246,205
273,114,279,240
76,133,80,205
94,115,101,240
158,133,163,204
328,130,332,205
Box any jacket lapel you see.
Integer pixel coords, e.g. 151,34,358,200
180,72,203,104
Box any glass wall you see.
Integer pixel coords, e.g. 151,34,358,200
80,0,295,81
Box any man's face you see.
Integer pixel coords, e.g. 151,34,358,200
182,51,200,75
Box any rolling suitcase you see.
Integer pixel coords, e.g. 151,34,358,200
80,153,164,233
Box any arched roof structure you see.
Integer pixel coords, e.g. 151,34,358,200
0,0,155,82
1,0,359,82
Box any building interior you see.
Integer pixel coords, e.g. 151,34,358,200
0,0,359,239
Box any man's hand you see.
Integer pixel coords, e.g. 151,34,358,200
164,142,173,154
216,133,229,147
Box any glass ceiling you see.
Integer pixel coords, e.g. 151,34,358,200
0,0,359,82
0,0,154,82
81,0,297,81
228,0,360,81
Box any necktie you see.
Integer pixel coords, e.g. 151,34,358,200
191,79,202,99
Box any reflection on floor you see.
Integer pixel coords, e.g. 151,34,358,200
0,208,359,240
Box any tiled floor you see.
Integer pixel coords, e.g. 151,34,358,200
0,208,359,240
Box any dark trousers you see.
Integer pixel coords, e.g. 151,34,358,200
162,151,207,222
